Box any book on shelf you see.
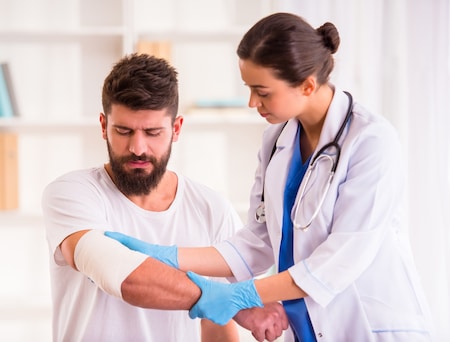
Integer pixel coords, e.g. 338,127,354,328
185,97,251,116
0,62,20,118
0,132,19,210
193,97,248,108
136,40,172,63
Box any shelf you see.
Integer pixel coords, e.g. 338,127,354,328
184,110,265,125
0,300,51,320
138,27,248,43
0,210,44,227
0,117,99,134
0,28,126,43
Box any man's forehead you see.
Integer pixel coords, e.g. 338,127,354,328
108,105,171,128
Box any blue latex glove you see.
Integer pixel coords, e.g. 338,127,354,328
104,231,179,268
187,271,263,325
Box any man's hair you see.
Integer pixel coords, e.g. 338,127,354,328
102,53,179,120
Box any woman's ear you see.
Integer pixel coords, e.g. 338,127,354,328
301,76,317,96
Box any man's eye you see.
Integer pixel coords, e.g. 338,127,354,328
116,129,131,135
145,130,161,137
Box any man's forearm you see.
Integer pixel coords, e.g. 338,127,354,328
62,230,200,310
121,257,201,310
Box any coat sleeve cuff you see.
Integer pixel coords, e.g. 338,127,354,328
288,260,336,307
214,241,255,282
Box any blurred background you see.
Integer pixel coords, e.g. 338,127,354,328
0,0,449,341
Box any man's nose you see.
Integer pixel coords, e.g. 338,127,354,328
128,132,146,156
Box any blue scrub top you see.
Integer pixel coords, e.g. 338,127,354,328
278,124,316,342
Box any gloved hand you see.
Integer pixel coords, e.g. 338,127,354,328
187,271,263,325
104,231,179,268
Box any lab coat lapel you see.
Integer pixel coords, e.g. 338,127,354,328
316,89,352,150
264,119,298,247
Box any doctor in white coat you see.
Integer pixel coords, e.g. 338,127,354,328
106,12,433,342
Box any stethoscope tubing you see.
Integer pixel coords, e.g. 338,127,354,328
292,91,353,230
255,91,354,229
292,158,335,231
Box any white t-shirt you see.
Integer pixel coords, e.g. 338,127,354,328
42,167,242,342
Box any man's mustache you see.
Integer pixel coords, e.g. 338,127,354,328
120,154,156,163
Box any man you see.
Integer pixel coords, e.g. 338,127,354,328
42,53,287,341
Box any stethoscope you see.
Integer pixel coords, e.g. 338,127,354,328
255,91,354,231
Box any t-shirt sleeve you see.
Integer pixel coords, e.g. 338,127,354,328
42,175,112,266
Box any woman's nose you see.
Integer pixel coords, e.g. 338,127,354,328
248,93,261,108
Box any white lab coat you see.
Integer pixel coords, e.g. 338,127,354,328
215,89,433,341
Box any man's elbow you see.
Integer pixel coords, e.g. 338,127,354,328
60,230,91,269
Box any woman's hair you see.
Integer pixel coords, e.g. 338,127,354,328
102,53,179,120
237,12,340,86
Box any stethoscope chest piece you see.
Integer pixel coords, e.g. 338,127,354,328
255,202,266,223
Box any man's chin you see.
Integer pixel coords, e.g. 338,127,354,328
129,169,149,176
116,179,153,196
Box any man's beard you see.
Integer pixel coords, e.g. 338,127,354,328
107,141,171,196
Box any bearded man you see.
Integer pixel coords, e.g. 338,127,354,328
42,53,287,342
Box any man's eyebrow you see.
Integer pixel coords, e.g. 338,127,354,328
112,124,165,131
143,127,165,132
112,124,131,130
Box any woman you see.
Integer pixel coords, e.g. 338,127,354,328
107,12,433,341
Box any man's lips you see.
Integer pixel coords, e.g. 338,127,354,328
127,160,150,168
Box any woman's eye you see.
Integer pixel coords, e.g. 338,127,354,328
258,92,269,98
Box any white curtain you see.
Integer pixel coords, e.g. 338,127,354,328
274,0,450,339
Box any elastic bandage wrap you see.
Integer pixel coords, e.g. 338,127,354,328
74,230,148,299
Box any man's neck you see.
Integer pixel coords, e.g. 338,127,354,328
104,164,178,211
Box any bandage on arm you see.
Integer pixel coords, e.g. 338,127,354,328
74,230,148,299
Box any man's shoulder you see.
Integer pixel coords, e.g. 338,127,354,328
43,167,107,197
177,175,242,229
180,175,222,198
178,175,233,208
51,167,104,184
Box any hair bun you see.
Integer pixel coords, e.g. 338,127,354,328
317,22,340,54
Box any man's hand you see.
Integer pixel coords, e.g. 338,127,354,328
234,302,289,342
